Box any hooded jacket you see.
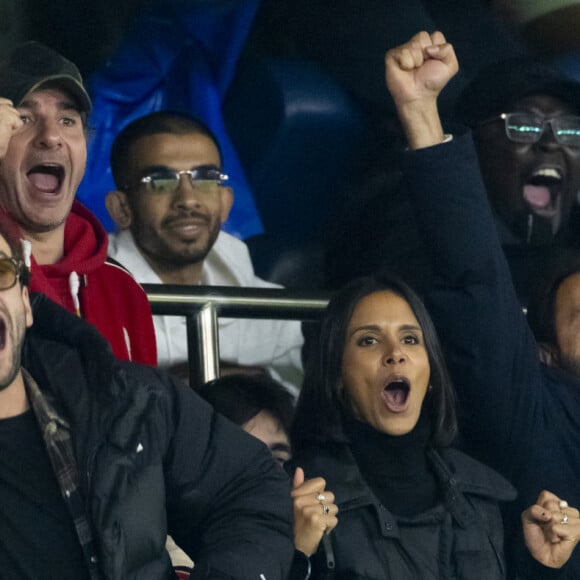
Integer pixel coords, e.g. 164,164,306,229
21,293,294,579
29,201,157,365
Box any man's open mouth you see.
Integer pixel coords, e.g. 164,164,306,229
382,378,410,412
523,167,563,216
27,164,65,194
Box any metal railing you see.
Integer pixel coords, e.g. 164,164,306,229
144,284,330,388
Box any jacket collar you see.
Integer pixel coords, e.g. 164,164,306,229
293,443,515,519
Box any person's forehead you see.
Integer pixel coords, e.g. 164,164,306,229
510,93,578,115
244,410,289,439
19,85,80,110
129,132,221,168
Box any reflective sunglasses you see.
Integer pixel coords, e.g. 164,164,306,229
484,112,580,147
0,257,25,290
128,165,229,195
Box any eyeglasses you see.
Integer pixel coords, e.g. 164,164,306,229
485,113,580,147
127,165,229,195
0,257,24,290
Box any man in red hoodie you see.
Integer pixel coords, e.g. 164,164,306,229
0,42,156,365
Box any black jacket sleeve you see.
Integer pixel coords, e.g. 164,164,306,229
163,376,295,579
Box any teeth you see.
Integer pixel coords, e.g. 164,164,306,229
532,168,562,180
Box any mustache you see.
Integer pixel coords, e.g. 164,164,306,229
162,211,211,227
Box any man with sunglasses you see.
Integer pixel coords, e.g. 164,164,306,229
0,210,294,579
106,111,303,392
0,42,157,366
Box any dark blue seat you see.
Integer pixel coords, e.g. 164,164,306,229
224,57,367,287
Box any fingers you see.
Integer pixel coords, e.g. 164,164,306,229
291,476,326,498
0,98,23,160
292,467,305,490
0,99,23,130
386,30,453,71
292,481,339,557
525,492,580,544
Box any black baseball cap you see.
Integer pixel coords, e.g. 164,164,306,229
456,56,580,127
0,41,92,113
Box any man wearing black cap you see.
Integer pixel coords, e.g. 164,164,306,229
0,42,157,365
386,31,580,578
456,56,580,248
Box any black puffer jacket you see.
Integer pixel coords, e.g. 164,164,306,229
22,294,294,579
290,443,515,580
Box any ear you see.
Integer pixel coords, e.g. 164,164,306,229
105,190,133,230
219,186,234,225
21,286,33,329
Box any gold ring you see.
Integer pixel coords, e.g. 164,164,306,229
322,504,330,516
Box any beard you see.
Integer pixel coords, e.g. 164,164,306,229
0,312,27,392
132,215,222,270
0,350,23,392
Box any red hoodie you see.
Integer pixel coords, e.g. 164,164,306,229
29,201,157,365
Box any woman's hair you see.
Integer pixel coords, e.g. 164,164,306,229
197,373,295,438
291,273,457,452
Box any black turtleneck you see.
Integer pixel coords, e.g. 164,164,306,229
345,411,439,517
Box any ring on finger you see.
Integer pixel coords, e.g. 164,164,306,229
322,504,330,516
316,493,326,503
562,511,569,525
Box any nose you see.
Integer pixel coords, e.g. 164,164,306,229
536,120,560,151
173,173,202,209
384,342,406,365
33,117,62,149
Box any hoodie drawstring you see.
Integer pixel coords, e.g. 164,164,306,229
69,271,81,317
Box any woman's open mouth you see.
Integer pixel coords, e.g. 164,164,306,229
381,378,410,413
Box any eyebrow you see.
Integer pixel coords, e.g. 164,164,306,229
348,323,423,338
139,163,221,174
18,97,81,114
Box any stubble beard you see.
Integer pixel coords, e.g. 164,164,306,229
0,320,25,393
135,219,221,271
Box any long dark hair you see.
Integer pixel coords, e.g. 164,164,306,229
291,274,458,452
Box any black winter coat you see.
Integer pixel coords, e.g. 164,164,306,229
22,294,294,579
290,443,515,580
403,132,580,579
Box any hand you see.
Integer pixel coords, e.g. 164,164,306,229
0,98,23,160
522,490,580,568
385,31,458,149
291,467,339,557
